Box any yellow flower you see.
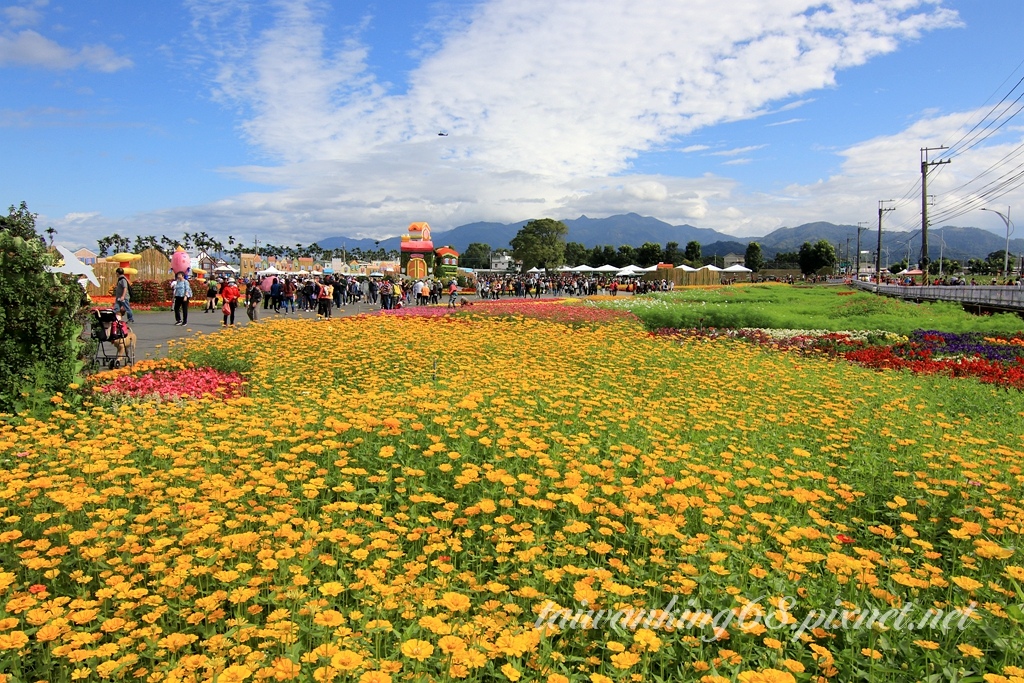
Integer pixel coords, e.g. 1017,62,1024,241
217,665,252,682
358,673,392,683
610,651,641,669
958,644,984,659
401,638,434,661
331,650,365,671
320,582,344,596
501,663,522,681
737,670,796,683
440,592,472,612
913,640,940,650
314,610,345,627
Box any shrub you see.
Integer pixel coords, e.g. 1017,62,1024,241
0,203,89,412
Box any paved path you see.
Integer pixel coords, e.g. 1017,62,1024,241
125,292,571,361
127,300,380,361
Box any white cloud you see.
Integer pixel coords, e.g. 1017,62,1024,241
63,0,973,246
0,29,132,71
711,145,768,157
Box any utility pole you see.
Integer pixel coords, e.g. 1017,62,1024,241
921,147,950,274
877,200,895,290
857,221,870,281
845,237,851,277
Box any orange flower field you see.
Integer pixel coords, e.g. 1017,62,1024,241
1,308,1023,682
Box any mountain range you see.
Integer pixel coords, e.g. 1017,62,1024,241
317,213,1023,263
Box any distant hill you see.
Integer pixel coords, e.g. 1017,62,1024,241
315,215,1023,263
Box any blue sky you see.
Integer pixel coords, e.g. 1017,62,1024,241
2,0,1024,251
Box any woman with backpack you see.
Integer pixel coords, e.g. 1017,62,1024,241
205,279,220,312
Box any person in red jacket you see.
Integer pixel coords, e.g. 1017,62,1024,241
221,279,241,326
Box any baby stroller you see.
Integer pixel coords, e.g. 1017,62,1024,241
91,308,135,369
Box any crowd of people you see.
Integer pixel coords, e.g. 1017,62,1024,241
197,273,464,324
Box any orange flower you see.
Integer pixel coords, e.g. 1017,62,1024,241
401,639,434,661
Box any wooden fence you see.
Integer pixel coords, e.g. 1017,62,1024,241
84,248,172,298
643,269,744,287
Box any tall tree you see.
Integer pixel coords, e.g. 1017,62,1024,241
636,242,662,267
662,241,681,265
616,244,637,267
797,240,836,275
510,218,568,271
587,245,617,268
744,242,764,272
563,241,588,267
462,243,492,269
684,240,702,263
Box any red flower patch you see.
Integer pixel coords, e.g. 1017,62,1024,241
96,367,245,400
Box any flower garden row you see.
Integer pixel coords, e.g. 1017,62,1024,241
0,296,1022,682
650,328,1024,390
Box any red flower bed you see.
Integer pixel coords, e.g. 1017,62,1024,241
95,367,245,400
844,346,1024,390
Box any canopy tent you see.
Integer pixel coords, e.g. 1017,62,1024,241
557,265,575,272
593,264,620,272
572,264,595,272
722,264,752,273
615,268,641,277
701,264,724,272
527,266,544,273
675,264,698,272
257,265,284,276
213,264,239,274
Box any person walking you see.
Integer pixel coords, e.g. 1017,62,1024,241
205,278,219,312
246,282,262,321
221,278,241,326
172,272,193,326
447,279,458,309
113,267,134,323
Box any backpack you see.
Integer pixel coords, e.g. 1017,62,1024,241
250,287,262,303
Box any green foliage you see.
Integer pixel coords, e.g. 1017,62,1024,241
510,218,567,271
0,203,89,413
616,244,637,267
744,242,764,272
563,241,588,267
586,244,617,267
174,345,254,377
636,242,663,266
798,239,837,274
662,241,681,265
461,242,491,269
683,240,701,263
603,285,1024,335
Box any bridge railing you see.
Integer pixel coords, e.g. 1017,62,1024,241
850,280,1024,309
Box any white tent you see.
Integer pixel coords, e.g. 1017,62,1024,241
257,265,284,276
214,264,239,274
572,264,595,272
615,268,641,277
557,265,575,272
642,265,659,272
593,264,619,272
722,264,752,273
617,264,642,273
527,266,544,273
701,264,724,272
675,264,698,272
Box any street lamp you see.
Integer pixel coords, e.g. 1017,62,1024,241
980,207,1013,278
